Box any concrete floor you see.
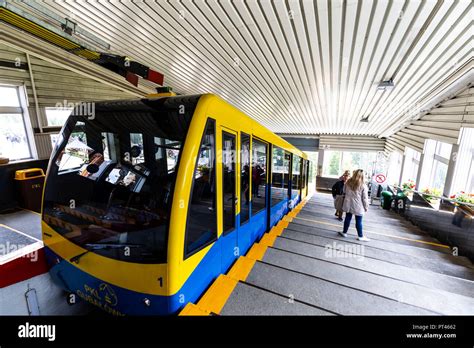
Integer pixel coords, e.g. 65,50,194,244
221,192,474,315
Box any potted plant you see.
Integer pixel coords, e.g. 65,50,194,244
401,180,416,199
450,191,474,215
421,187,442,205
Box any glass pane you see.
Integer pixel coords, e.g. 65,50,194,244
240,133,250,225
0,86,20,107
436,141,452,159
185,119,217,256
469,158,474,193
45,107,73,126
432,160,448,191
130,133,145,164
0,114,31,160
251,139,267,215
323,151,341,177
56,123,88,172
291,154,301,197
271,147,290,206
43,96,198,264
222,132,236,233
301,160,306,190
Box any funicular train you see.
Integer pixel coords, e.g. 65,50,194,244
41,93,309,315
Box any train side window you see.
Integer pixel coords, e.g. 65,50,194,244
240,133,250,225
222,131,236,234
251,139,267,215
184,119,217,257
292,155,301,194
301,160,306,191
271,147,290,206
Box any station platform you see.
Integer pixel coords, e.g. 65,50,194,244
181,192,474,316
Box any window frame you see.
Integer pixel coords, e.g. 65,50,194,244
221,130,237,235
0,82,37,161
183,118,218,260
240,132,251,226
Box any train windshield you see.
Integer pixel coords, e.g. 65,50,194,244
43,96,199,263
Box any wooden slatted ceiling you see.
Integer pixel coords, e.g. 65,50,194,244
34,0,471,136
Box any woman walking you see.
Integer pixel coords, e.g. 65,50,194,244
332,170,350,221
338,169,370,241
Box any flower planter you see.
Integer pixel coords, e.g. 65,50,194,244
458,204,474,216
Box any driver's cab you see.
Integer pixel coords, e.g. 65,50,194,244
43,100,189,264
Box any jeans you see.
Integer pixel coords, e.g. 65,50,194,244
343,213,363,237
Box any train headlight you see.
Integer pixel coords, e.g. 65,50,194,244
143,298,151,307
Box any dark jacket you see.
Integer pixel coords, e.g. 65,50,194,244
332,180,344,198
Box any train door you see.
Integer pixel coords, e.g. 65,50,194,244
220,128,238,273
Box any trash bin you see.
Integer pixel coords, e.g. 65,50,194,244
393,191,407,213
14,168,45,213
381,191,393,210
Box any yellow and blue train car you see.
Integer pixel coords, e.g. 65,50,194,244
41,94,309,315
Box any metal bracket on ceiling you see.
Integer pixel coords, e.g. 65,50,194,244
0,0,110,51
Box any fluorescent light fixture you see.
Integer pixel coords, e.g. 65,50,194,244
377,78,395,91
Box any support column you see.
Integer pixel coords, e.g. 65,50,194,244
398,154,406,186
443,144,459,197
415,153,424,190
317,149,324,176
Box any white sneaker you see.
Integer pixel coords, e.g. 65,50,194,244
357,236,370,242
338,231,347,238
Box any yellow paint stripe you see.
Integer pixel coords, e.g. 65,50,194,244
270,226,284,237
178,198,309,316
293,216,450,249
196,274,238,315
246,242,267,260
227,256,256,282
260,233,277,247
179,303,210,316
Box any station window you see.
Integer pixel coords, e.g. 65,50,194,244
401,147,421,185
386,151,403,186
240,133,250,225
45,107,73,127
0,85,34,161
322,150,376,179
271,147,290,206
251,138,267,216
452,128,474,194
185,119,217,257
322,150,341,177
222,131,236,234
419,139,452,193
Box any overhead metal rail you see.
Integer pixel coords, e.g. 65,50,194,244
0,0,164,87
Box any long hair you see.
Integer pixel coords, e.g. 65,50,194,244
346,169,365,191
